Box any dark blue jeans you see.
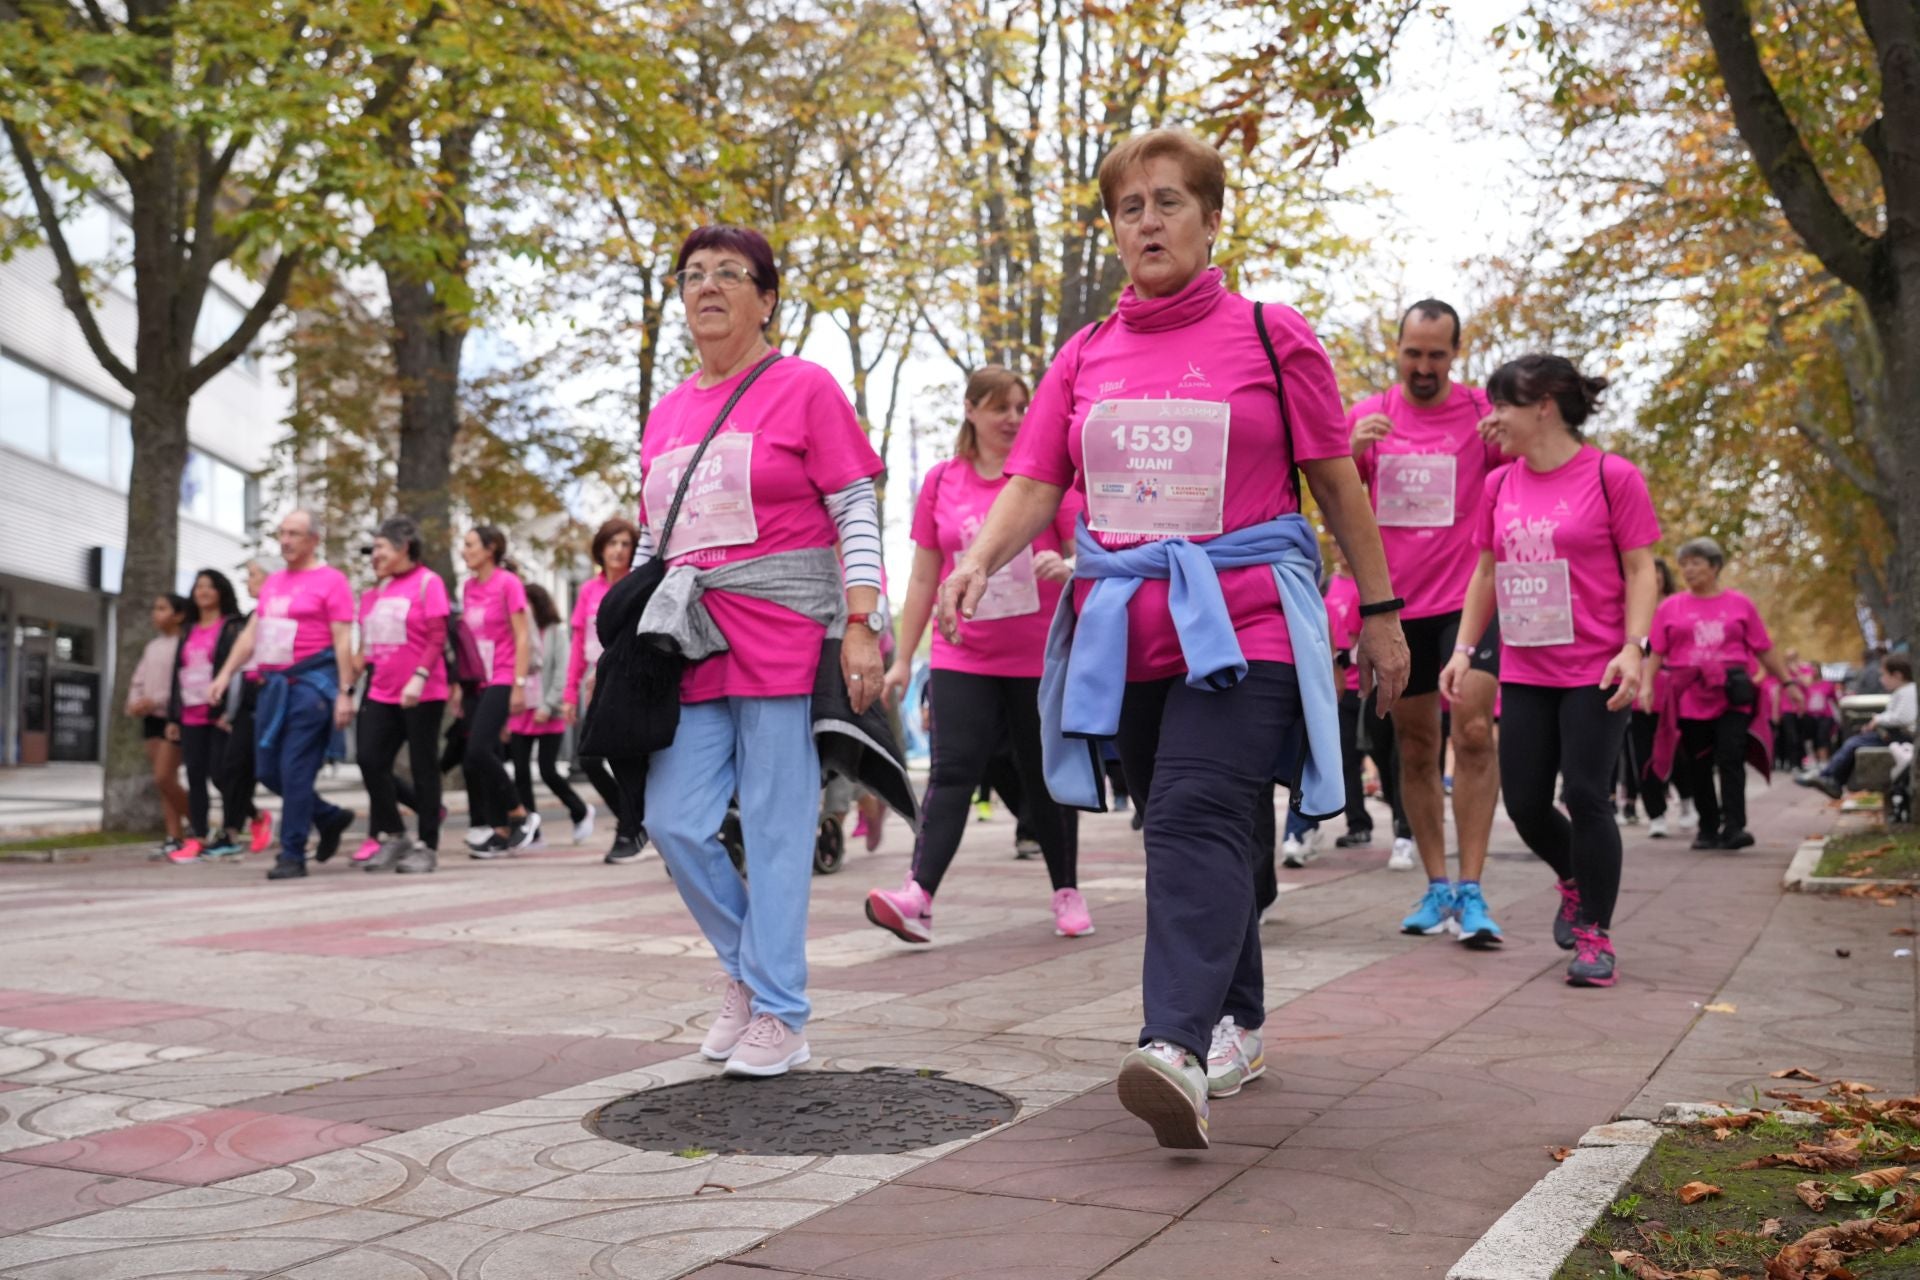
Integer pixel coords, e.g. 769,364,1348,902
257,679,345,864
1114,662,1304,1062
1825,730,1890,788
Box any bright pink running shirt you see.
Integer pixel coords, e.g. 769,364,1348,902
1324,573,1363,693
178,621,221,726
912,458,1081,678
1650,589,1773,720
462,569,528,689
1475,447,1660,688
360,566,450,706
253,565,354,674
1350,385,1504,621
639,356,882,702
1006,269,1351,682
566,573,612,706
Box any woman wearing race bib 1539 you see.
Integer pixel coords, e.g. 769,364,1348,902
1439,355,1661,989
638,225,887,1081
867,365,1090,947
938,128,1410,1150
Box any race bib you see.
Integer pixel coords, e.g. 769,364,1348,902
972,546,1041,622
1376,453,1457,528
646,433,758,558
257,616,298,667
365,596,410,649
1081,400,1229,537
180,660,212,708
1496,560,1575,647
478,639,497,677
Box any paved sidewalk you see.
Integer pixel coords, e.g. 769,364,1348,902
0,778,1901,1278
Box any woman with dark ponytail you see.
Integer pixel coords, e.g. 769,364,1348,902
1440,354,1662,988
458,524,540,854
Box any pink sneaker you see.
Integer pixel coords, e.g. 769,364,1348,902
248,812,275,855
851,814,870,841
865,877,932,944
1052,887,1095,938
350,837,382,864
167,838,205,864
699,977,754,1061
723,1013,810,1078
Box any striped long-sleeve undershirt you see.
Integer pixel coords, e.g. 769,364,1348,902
635,477,885,593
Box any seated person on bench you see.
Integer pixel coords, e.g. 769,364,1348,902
1799,652,1914,798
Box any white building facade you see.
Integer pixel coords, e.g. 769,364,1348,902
0,204,287,766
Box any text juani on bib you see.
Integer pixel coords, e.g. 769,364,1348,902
645,433,758,559
1496,560,1575,647
1375,453,1457,528
1081,400,1229,537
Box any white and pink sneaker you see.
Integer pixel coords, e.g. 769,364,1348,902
699,977,754,1061
350,837,382,864
1052,887,1095,938
865,877,933,944
723,1013,810,1078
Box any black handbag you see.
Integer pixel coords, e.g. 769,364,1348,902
579,352,782,760
1724,664,1758,711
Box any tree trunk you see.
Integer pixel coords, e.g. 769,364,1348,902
387,270,467,588
101,382,189,831
1870,301,1919,647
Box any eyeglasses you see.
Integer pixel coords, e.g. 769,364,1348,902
276,527,315,539
673,265,755,293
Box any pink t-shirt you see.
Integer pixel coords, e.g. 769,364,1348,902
1325,573,1362,693
1805,680,1837,718
566,573,612,706
1650,589,1773,719
639,356,883,702
911,458,1081,678
1006,269,1351,682
462,569,528,689
1350,385,1504,621
254,565,354,673
360,566,450,706
1475,447,1661,688
178,621,221,726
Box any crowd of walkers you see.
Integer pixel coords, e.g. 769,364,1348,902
119,125,1901,1146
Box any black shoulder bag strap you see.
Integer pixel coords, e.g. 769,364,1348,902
646,351,783,562
1251,302,1300,506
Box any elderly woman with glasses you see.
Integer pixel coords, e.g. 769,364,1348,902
638,225,886,1079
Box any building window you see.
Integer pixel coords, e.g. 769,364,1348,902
0,355,51,458
111,411,132,491
179,450,211,523
210,455,248,536
53,383,113,486
193,289,259,374
179,448,252,537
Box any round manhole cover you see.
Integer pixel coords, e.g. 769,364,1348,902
586,1068,1021,1156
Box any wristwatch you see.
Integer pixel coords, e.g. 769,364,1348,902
847,611,887,635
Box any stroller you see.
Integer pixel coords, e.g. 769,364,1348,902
718,769,851,877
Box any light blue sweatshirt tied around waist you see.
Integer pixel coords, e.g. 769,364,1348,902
1036,513,1345,818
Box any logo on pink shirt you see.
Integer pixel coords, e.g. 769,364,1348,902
1692,619,1726,651
1500,514,1561,564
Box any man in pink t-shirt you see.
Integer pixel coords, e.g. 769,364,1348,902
1348,300,1505,936
207,510,358,878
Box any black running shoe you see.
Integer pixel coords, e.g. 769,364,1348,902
314,809,354,863
1718,829,1755,850
1335,829,1374,848
266,860,308,880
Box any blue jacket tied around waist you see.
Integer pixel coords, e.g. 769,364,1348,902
256,648,343,757
1037,514,1344,818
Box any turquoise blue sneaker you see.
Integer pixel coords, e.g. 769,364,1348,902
1400,882,1456,936
1453,882,1504,949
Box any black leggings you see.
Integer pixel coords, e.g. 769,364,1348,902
579,755,642,839
510,733,589,823
1620,708,1689,819
219,684,260,827
911,671,1076,896
1680,711,1752,837
1498,683,1629,930
358,698,445,849
463,685,518,829
1356,690,1409,837
180,721,239,838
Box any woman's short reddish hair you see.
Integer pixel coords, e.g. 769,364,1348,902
1097,128,1227,219
675,226,780,301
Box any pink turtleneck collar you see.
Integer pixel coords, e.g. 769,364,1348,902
1114,265,1228,333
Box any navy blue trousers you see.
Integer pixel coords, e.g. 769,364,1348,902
257,679,346,865
1114,661,1304,1061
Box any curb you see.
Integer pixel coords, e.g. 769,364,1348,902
1446,1119,1661,1280
1786,834,1920,894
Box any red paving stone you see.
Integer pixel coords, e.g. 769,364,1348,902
6,1108,391,1186
0,1159,172,1233
0,997,222,1036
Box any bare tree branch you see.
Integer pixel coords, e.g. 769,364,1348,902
186,250,300,393
2,121,135,389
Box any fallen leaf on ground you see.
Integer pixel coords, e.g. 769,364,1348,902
1828,1081,1879,1096
1738,1137,1862,1173
1794,1180,1829,1210
1768,1217,1920,1279
1850,1166,1908,1191
1893,927,1917,936
1701,1112,1760,1132
1678,1180,1723,1204
1772,1067,1822,1081
1703,1001,1738,1013
1761,1217,1784,1238
1610,1250,1680,1279
1545,1145,1572,1161
1766,1089,1809,1101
